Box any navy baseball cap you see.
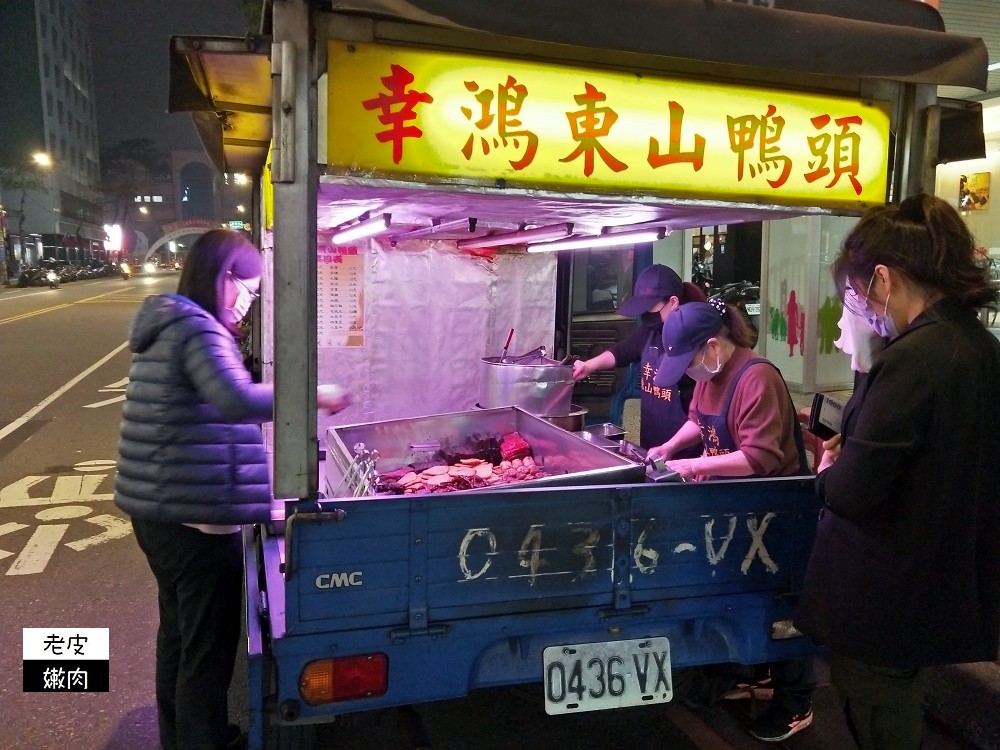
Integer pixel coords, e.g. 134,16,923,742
617,265,684,317
653,301,726,387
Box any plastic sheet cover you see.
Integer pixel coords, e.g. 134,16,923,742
316,239,557,432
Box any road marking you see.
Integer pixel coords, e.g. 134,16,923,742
0,462,126,573
0,474,111,508
0,341,129,442
0,522,31,560
83,377,129,408
65,514,132,551
0,288,127,325
7,524,69,575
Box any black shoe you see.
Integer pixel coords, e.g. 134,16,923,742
748,705,813,742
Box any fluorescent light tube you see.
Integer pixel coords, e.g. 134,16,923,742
330,214,391,243
456,223,573,249
988,62,1000,72
391,218,471,240
528,227,666,253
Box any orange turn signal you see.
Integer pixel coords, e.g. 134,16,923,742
299,653,388,705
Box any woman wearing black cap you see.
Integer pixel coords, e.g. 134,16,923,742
647,298,813,742
572,264,705,454
646,298,804,481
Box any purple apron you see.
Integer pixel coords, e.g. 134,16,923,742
640,327,700,457
694,357,808,476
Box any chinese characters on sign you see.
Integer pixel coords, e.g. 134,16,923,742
318,244,365,348
22,628,110,692
328,43,890,208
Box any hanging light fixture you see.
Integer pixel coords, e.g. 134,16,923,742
527,226,667,253
391,218,472,241
456,222,573,249
330,213,392,244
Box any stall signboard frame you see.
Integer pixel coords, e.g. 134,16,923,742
327,42,892,211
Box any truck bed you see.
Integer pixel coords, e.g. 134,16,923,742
250,476,820,723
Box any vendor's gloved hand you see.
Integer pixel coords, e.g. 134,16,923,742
317,384,351,415
645,442,672,463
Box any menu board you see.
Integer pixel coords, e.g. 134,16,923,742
317,243,365,347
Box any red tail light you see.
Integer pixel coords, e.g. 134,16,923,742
299,653,388,705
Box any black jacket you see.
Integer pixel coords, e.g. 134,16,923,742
115,294,274,524
796,299,1000,667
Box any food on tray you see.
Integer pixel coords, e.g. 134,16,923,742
375,432,546,495
500,431,531,461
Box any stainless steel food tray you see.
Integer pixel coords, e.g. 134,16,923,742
325,406,645,498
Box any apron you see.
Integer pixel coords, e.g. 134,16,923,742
639,327,700,457
694,357,809,476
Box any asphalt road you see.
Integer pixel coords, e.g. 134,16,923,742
0,274,977,750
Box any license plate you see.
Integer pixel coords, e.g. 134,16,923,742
542,637,672,714
744,303,761,316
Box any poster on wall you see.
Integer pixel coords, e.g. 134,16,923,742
318,243,365,347
959,172,990,211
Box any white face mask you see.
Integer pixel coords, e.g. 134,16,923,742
686,346,722,382
862,270,900,339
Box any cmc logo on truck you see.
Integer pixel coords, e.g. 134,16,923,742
315,571,363,589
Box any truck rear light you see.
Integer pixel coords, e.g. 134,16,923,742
299,653,388,705
770,619,805,640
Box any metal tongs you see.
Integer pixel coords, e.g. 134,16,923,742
507,345,547,363
331,442,381,497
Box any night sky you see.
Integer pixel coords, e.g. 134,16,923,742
86,0,249,154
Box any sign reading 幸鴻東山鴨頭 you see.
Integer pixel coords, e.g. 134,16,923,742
327,43,891,210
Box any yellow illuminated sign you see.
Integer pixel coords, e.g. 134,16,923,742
263,142,274,230
328,43,891,209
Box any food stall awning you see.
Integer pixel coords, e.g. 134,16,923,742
169,0,988,225
321,0,988,89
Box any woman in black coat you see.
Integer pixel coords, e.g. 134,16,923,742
795,195,1000,750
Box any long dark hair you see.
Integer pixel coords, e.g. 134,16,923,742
679,280,708,305
177,230,262,329
718,302,757,348
833,194,997,311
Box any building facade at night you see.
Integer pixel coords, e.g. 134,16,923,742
0,0,104,265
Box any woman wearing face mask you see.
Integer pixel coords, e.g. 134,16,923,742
645,298,814,743
795,194,1000,750
572,264,705,454
115,230,350,750
645,298,805,481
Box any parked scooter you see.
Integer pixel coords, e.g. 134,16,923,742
120,261,132,280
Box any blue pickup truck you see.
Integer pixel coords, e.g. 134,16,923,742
243,408,820,748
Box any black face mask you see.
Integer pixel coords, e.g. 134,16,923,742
640,311,662,328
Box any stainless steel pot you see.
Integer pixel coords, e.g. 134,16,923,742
539,404,588,432
479,356,575,416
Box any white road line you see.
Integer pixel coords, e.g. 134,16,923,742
7,523,68,575
0,341,129,442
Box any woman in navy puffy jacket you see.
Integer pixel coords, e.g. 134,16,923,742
115,230,348,750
